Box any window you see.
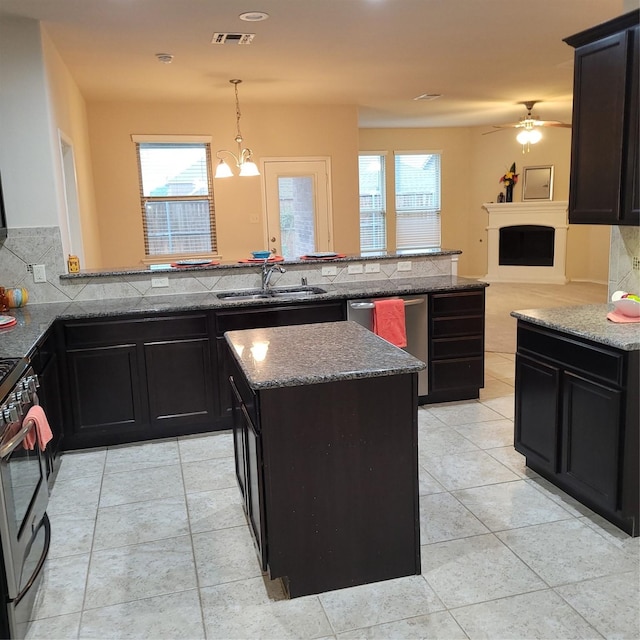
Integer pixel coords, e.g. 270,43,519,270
395,152,441,251
358,154,386,253
133,136,217,257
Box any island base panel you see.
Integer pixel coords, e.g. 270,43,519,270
260,374,421,598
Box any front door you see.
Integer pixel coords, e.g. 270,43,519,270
262,158,332,259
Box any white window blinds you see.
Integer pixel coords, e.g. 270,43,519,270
135,141,217,256
359,154,386,253
395,152,441,250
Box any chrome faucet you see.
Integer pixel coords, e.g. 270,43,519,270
261,261,286,290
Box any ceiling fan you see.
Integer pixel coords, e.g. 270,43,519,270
484,101,571,151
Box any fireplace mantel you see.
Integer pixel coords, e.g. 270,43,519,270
482,201,569,284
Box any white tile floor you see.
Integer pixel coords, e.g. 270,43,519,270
26,352,640,639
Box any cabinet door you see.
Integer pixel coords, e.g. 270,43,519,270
230,375,266,570
561,371,622,511
144,338,215,433
514,354,561,475
568,29,632,224
66,345,145,446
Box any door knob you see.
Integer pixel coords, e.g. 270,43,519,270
270,237,276,242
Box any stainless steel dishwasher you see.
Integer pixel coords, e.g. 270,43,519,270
347,295,428,397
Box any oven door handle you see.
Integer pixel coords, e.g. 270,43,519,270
0,418,35,459
14,513,51,606
349,298,425,309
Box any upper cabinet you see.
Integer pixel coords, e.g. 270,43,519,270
564,10,639,226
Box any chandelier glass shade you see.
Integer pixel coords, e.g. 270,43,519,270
215,79,260,178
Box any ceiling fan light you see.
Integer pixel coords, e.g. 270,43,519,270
215,159,233,178
516,130,531,145
528,129,542,144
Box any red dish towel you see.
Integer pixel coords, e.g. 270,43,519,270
372,299,407,348
23,405,53,451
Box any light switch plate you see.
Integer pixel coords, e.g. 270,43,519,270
151,277,169,288
347,264,364,275
321,266,337,276
397,261,412,272
364,263,380,273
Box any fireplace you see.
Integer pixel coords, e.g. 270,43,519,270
482,201,568,283
499,225,555,266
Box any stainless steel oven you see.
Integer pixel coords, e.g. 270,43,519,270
0,358,50,640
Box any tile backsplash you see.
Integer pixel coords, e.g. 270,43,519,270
0,227,455,304
609,225,640,298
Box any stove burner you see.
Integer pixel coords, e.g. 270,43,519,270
0,358,20,381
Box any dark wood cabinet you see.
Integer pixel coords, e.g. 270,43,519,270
230,373,266,569
426,289,485,403
228,344,420,598
214,301,346,426
515,321,639,536
514,353,560,476
30,327,65,486
564,10,640,225
61,312,217,448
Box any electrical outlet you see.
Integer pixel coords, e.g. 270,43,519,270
151,277,169,288
364,263,380,274
321,266,337,277
347,264,364,275
32,264,47,283
633,256,640,271
397,261,412,272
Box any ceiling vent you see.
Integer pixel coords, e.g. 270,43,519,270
211,33,255,45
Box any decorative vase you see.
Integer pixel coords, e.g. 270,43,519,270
505,184,514,202
5,287,28,308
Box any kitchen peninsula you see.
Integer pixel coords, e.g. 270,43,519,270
512,305,639,536
225,321,425,597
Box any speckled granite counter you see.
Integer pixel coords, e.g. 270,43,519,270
511,304,640,351
0,275,485,359
225,321,425,390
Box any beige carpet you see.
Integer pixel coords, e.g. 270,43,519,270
484,281,608,354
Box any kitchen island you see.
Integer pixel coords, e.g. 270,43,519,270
225,321,425,597
511,304,639,536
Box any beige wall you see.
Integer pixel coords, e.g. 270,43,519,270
87,101,360,267
41,28,102,267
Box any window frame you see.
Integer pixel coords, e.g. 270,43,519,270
358,151,388,254
132,134,218,261
394,150,442,252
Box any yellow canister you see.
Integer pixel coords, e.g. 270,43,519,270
67,255,80,273
5,287,28,308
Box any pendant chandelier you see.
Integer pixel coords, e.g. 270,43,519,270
215,79,260,178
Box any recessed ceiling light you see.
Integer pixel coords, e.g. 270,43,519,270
413,93,442,101
239,11,269,22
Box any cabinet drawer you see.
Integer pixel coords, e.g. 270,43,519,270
65,314,208,348
517,323,624,386
430,291,484,316
215,302,345,336
431,315,484,338
430,357,484,391
431,336,484,359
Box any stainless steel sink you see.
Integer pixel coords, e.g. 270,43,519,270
217,286,326,301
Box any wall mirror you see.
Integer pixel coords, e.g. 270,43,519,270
522,165,554,201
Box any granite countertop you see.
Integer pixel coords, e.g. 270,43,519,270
0,275,485,359
225,321,426,390
511,304,640,351
58,249,462,279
